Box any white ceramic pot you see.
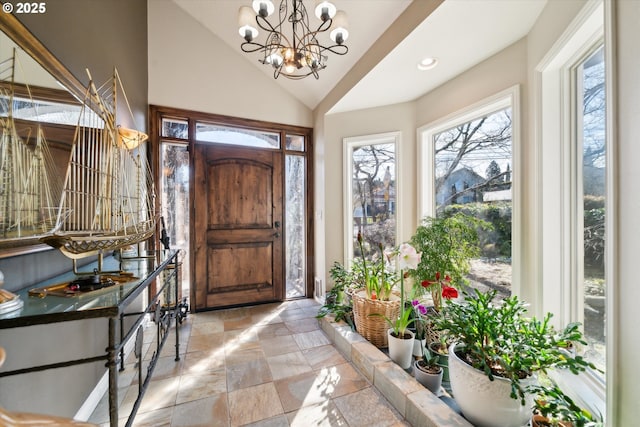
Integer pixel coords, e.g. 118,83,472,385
448,343,535,427
413,338,426,357
387,328,415,369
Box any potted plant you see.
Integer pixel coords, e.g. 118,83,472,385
434,289,597,427
410,299,429,356
427,337,450,386
316,261,355,330
413,342,443,393
529,383,602,427
409,213,486,339
372,242,422,369
349,232,402,348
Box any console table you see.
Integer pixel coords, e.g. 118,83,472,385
0,249,181,427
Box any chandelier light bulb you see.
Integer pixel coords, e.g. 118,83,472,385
238,6,259,41
329,10,349,44
314,0,336,21
252,0,275,17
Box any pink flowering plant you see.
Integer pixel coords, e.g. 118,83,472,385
372,242,423,337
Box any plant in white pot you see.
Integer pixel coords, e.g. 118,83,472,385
372,242,422,369
434,289,596,427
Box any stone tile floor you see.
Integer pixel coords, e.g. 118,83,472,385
89,299,410,427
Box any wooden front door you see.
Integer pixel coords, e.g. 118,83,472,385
193,143,283,310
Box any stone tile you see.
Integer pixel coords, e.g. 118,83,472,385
224,346,265,368
244,414,289,427
292,330,330,350
333,387,407,427
285,400,348,427
120,376,179,416
182,350,225,374
223,328,259,347
176,369,227,405
284,317,320,333
129,406,173,427
332,324,366,360
226,357,272,391
259,335,300,357
133,356,184,384
301,344,347,370
228,382,284,426
256,323,292,340
170,394,229,427
189,319,224,336
224,314,256,331
186,332,224,353
374,361,424,418
279,308,308,322
405,389,473,427
351,340,389,383
274,362,368,412
266,351,313,381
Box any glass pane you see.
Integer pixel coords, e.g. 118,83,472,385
286,155,306,298
160,142,190,297
351,143,396,259
579,46,606,376
161,118,188,139
434,107,513,300
286,134,305,151
195,123,280,149
0,95,102,127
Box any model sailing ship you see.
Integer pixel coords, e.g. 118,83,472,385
42,69,156,259
0,50,63,248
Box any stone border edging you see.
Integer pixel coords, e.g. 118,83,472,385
318,315,473,427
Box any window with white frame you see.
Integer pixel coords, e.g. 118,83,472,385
418,86,519,299
538,0,608,418
343,132,399,264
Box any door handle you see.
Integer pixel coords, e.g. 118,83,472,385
274,221,280,228
273,232,281,238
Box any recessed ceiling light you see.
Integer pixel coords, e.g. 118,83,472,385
417,57,438,71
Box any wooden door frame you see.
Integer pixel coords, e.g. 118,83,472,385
149,105,315,309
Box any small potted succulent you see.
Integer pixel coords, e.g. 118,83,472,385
434,289,597,427
413,343,443,393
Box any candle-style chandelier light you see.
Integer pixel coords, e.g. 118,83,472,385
238,0,349,80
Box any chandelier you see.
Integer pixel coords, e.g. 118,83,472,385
238,0,349,80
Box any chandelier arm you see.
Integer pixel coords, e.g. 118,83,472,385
319,44,349,56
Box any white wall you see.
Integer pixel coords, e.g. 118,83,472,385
147,0,313,128
613,1,640,424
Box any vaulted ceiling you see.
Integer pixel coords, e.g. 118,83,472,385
172,0,547,113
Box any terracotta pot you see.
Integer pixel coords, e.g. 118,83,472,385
387,328,414,369
531,414,573,427
413,360,443,393
448,343,535,427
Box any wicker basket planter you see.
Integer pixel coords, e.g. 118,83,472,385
351,290,401,348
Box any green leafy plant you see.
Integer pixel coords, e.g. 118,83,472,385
435,289,597,405
370,242,422,337
529,382,602,426
416,344,442,374
316,262,355,330
354,232,397,301
409,213,487,310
